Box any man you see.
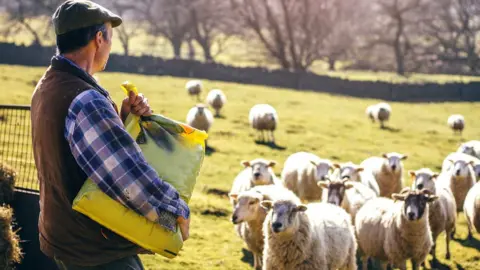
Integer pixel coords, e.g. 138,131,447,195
30,1,190,269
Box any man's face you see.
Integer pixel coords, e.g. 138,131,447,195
94,22,113,73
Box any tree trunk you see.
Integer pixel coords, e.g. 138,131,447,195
22,20,42,46
394,43,405,75
171,39,183,59
328,58,336,71
122,40,129,56
199,41,213,62
188,39,195,60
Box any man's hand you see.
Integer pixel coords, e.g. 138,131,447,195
120,91,153,122
177,216,190,241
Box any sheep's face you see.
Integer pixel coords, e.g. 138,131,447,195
318,178,354,206
382,152,407,173
336,163,363,182
473,164,480,179
392,188,438,221
451,160,473,178
196,106,205,115
312,160,332,181
410,170,438,192
242,159,276,185
261,200,307,234
230,192,264,224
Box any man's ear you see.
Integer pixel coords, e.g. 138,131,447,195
260,200,273,210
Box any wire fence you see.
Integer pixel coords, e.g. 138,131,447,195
0,105,38,191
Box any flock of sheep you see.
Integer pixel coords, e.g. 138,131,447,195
182,79,479,270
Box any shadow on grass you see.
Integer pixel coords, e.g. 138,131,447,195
204,187,229,199
380,126,401,133
426,258,451,270
200,208,228,217
254,140,287,151
205,145,217,156
214,114,226,119
240,248,254,267
456,235,480,249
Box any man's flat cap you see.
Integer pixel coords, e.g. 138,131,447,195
52,0,122,35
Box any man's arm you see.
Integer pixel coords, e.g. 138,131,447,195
65,90,189,232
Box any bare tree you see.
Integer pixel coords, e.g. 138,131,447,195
421,0,480,74
367,0,428,75
231,0,334,71
1,0,63,46
104,1,142,56
187,0,237,62
139,0,191,59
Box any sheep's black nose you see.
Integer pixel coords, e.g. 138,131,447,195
272,222,282,232
456,170,461,176
417,184,424,190
391,165,397,171
253,172,261,178
408,212,415,220
232,215,238,224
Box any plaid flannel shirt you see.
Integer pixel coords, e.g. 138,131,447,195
65,89,189,232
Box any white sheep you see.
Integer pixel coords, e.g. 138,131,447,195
261,199,357,270
332,161,380,196
457,140,480,160
437,154,477,213
229,158,279,207
366,102,391,128
280,152,333,203
360,152,407,198
249,104,278,144
185,79,203,101
464,181,480,240
441,152,480,177
318,176,377,224
186,104,214,132
410,168,456,265
447,114,465,135
206,89,227,117
229,185,300,270
355,188,437,270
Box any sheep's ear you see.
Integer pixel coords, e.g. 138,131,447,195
392,193,407,201
241,160,251,167
408,170,416,177
333,163,341,169
447,159,454,164
294,204,308,212
432,173,439,179
469,160,475,166
426,195,439,203
260,200,273,210
344,182,354,189
356,167,364,172
382,153,389,159
268,161,277,167
401,155,408,160
310,160,318,166
317,181,329,189
229,193,238,200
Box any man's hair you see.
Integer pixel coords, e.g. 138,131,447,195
56,23,109,54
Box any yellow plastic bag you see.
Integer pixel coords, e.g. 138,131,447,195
72,81,207,258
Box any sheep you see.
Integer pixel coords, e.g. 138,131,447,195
355,188,437,270
410,168,456,265
185,79,203,101
229,159,279,207
260,199,357,270
464,181,480,240
360,152,407,198
249,104,278,144
366,102,391,128
457,140,480,160
206,89,227,117
229,185,300,270
318,176,377,224
437,155,476,213
280,152,333,203
447,114,465,135
441,152,480,176
332,161,380,196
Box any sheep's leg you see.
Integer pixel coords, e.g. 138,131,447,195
361,256,369,270
411,259,419,270
253,253,262,270
270,131,275,144
446,231,451,259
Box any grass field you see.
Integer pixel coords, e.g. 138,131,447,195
0,64,480,269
